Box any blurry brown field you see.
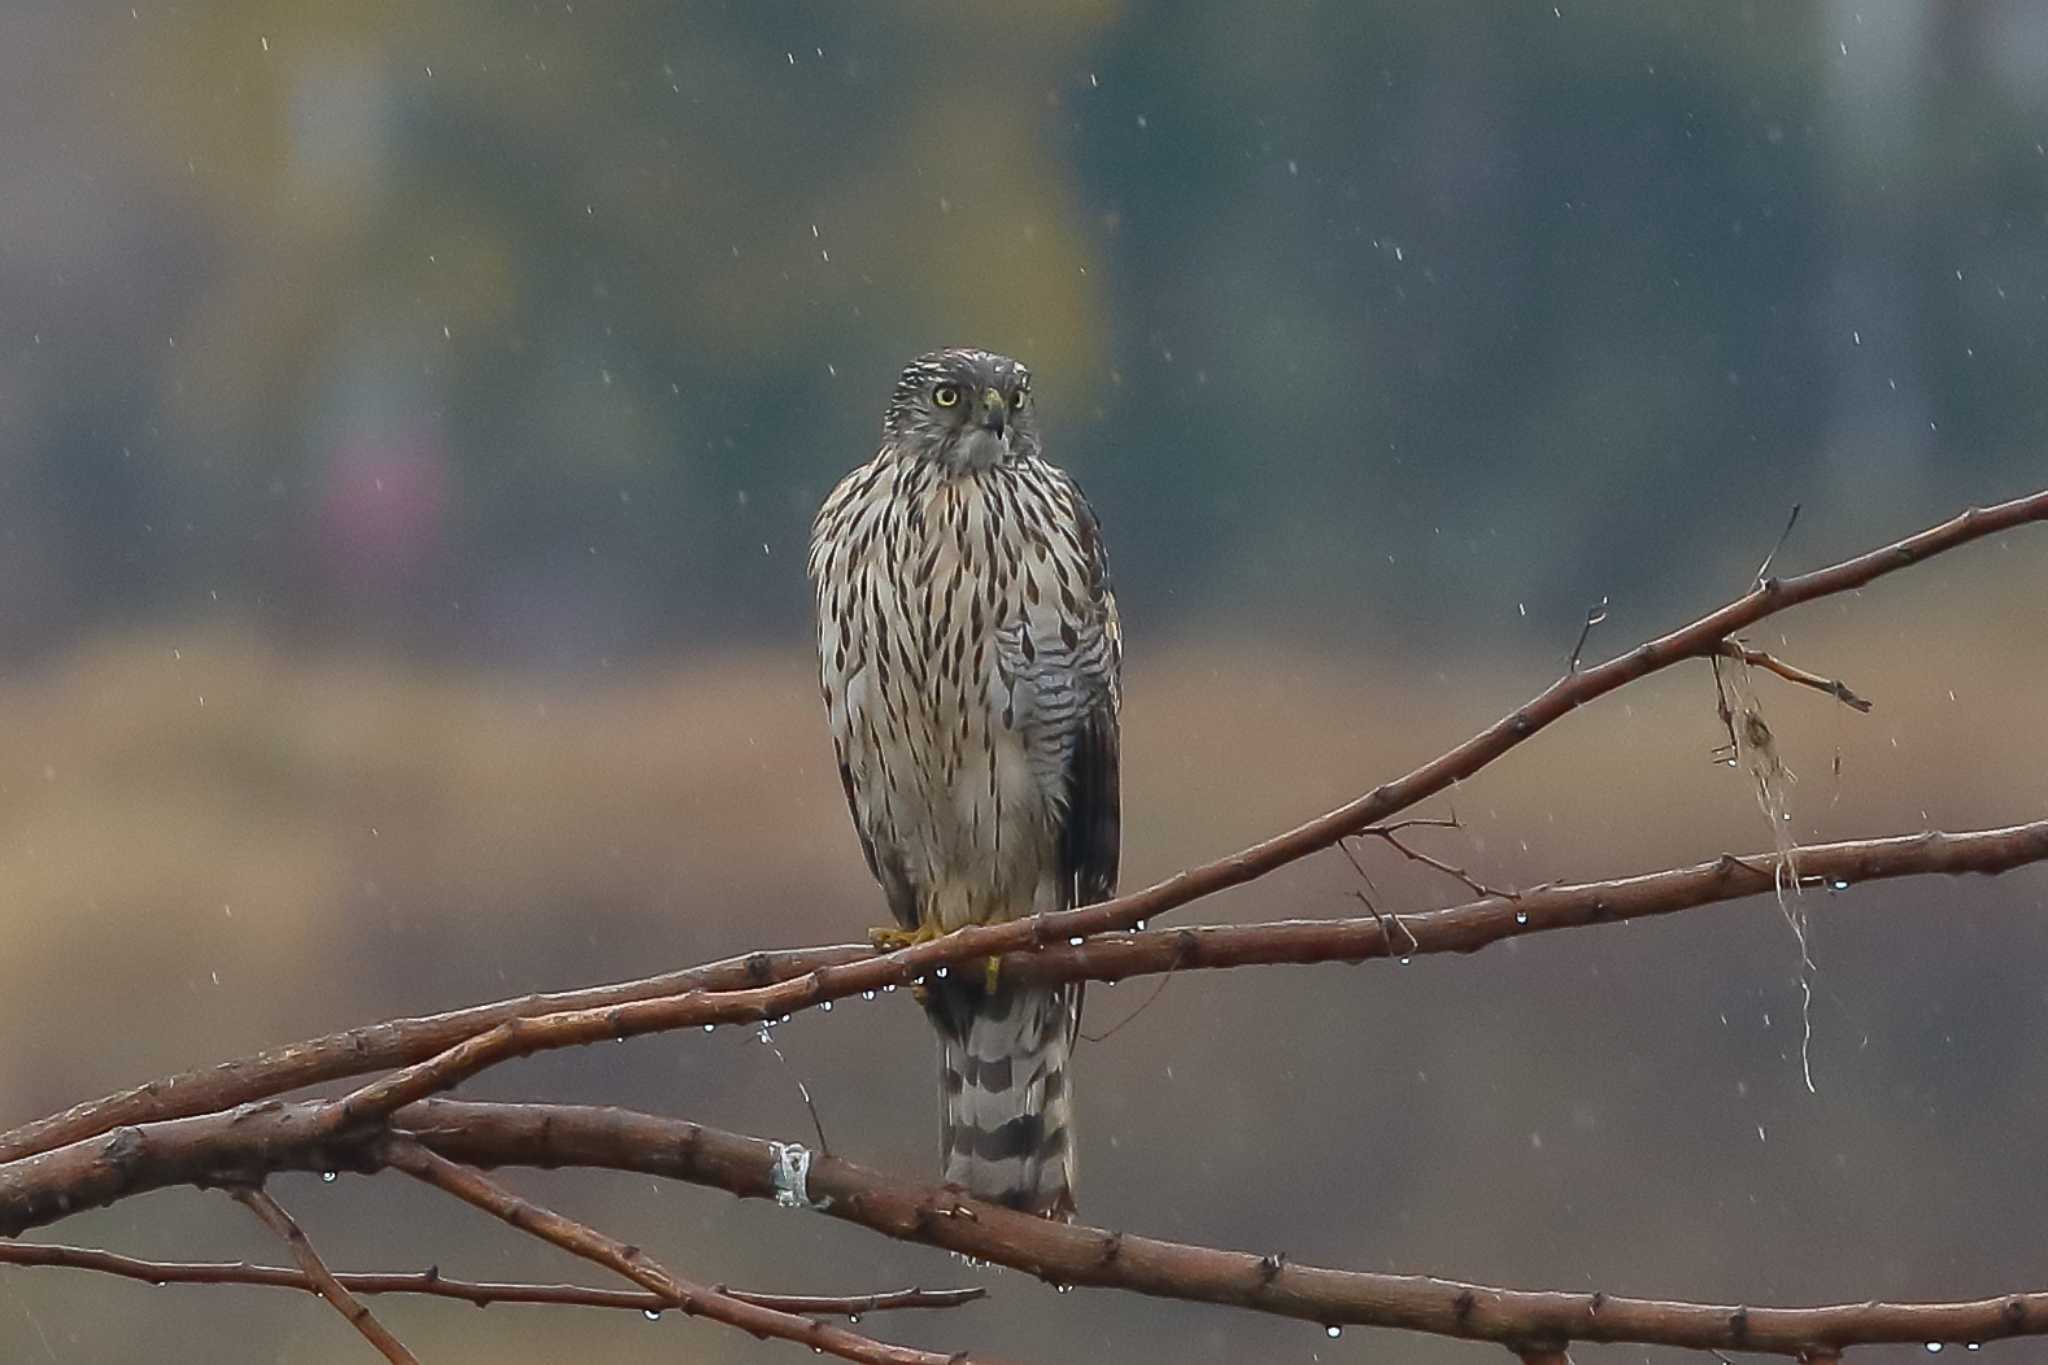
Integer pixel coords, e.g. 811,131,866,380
0,545,2043,1362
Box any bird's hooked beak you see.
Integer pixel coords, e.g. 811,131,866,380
978,387,1008,439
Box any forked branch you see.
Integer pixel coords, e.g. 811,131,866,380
7,488,2040,1166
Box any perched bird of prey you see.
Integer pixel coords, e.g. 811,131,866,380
808,348,1121,1218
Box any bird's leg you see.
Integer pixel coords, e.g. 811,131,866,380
983,953,1002,994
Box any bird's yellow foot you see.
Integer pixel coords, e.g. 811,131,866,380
982,954,1002,993
868,921,944,953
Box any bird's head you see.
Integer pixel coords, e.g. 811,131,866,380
882,348,1039,472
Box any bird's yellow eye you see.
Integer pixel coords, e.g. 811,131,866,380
932,384,961,408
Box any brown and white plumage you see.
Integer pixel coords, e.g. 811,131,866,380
808,348,1120,1217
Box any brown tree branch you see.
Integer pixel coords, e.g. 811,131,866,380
8,1092,2044,1358
8,487,2040,1164
0,944,866,1165
389,1101,2048,1356
0,816,2041,1355
2,819,2040,1242
302,821,2048,1126
230,1185,419,1365
1360,817,1519,901
378,1135,1017,1365
1721,641,1874,712
0,1241,983,1316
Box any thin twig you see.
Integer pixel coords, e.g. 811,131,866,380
1335,836,1420,955
1567,594,1610,674
229,1186,419,1365
7,488,2043,1164
1078,970,1175,1044
1755,502,1803,585
378,1136,1009,1365
754,1025,834,1156
0,1241,982,1316
1722,641,1874,712
1364,821,1518,901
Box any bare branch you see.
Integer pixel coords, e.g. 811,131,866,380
1722,641,1874,712
378,1136,1011,1365
308,822,2048,1126
0,820,2041,1353
12,1093,2034,1358
0,1241,982,1316
397,1101,2048,1356
230,1186,419,1365
7,488,2040,1164
1362,818,1518,901
0,943,868,1165
0,820,2038,1231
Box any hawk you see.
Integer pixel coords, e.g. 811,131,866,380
808,348,1121,1218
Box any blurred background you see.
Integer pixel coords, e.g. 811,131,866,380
2,1,2045,1361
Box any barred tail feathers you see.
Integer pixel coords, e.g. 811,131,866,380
934,980,1077,1218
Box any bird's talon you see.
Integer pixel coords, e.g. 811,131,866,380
983,954,1002,993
